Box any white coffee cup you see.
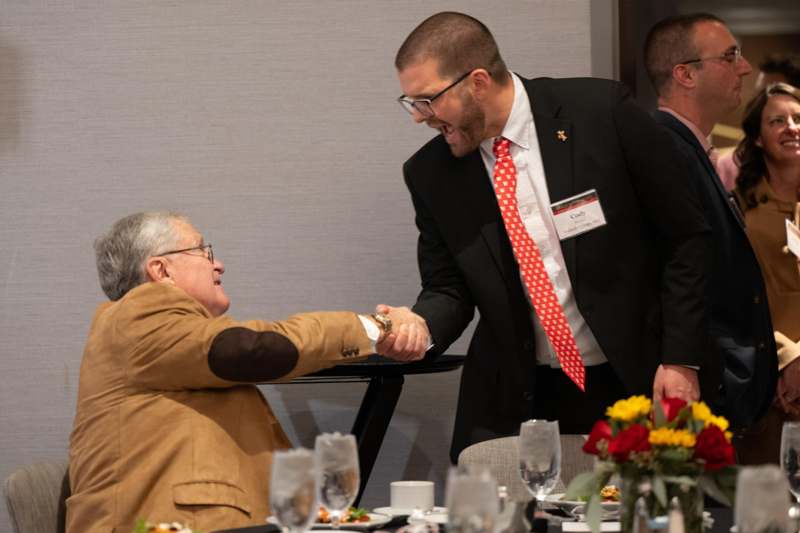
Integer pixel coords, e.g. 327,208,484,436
390,480,435,512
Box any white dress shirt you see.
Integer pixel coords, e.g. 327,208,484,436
478,73,606,368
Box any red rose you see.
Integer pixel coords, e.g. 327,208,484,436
694,426,734,471
608,424,651,461
583,420,612,455
660,397,687,422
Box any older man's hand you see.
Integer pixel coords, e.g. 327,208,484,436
374,304,430,361
652,364,700,404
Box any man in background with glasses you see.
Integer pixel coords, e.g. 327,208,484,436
379,11,714,464
68,211,426,533
645,14,777,439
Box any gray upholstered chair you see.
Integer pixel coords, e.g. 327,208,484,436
3,459,70,533
457,435,593,502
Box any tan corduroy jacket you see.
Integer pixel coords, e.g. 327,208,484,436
736,177,800,368
67,282,372,533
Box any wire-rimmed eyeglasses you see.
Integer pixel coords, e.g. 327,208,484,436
397,70,473,118
681,47,743,66
159,244,214,264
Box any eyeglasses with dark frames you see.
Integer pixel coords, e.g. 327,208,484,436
397,70,474,118
681,47,743,66
158,244,214,264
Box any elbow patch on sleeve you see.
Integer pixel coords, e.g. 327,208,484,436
208,327,299,382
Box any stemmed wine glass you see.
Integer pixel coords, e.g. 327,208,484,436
780,422,800,523
314,432,360,529
270,448,318,533
445,466,499,533
518,419,561,516
736,465,792,533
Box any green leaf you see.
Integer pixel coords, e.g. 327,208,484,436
661,475,697,487
654,401,666,427
697,476,729,506
687,418,704,434
698,466,739,507
657,447,692,463
652,476,668,508
565,471,600,501
348,507,369,521
585,493,603,533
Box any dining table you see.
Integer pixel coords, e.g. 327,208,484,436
212,504,735,533
276,353,465,505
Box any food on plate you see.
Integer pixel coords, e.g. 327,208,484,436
317,506,371,523
600,484,620,502
560,484,620,503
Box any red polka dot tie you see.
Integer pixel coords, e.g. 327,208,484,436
492,137,586,391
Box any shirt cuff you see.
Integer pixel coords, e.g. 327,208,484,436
358,314,380,351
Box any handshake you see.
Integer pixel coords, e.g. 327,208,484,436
369,304,432,362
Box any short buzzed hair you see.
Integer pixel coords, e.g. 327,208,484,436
644,13,724,96
395,12,509,83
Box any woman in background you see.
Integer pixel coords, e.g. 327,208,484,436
734,82,800,464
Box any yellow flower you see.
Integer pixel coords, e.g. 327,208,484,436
691,401,713,423
606,395,652,422
649,427,696,448
707,415,730,432
691,401,730,432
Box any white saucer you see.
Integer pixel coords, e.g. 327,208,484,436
373,506,447,518
415,510,447,525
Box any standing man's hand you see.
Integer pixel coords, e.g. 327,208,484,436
373,304,431,361
652,364,700,403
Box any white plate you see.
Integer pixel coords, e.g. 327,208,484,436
543,494,620,513
417,510,448,525
267,513,392,530
372,506,447,518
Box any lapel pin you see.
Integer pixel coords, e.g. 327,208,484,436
556,130,568,142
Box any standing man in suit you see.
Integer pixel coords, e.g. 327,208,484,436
379,12,713,462
644,14,777,436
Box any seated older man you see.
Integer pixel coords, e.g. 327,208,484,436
67,211,428,533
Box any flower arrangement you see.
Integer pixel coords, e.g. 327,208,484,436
132,520,203,533
565,395,737,533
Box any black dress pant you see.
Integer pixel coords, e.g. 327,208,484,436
531,363,629,434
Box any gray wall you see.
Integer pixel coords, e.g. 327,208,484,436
0,2,612,531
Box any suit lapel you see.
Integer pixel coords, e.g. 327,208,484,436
526,78,577,281
451,150,520,287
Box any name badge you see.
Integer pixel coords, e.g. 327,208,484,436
551,189,607,240
786,218,800,258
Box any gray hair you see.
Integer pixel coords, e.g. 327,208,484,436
94,211,188,300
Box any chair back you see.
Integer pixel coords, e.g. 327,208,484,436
3,459,70,533
457,434,592,502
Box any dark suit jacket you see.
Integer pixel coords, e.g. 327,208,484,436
403,76,713,461
654,110,777,430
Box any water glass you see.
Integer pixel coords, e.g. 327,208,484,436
315,432,360,529
446,467,498,533
518,419,561,508
735,465,792,533
270,448,317,533
781,422,800,502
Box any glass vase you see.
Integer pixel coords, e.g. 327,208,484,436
621,477,703,533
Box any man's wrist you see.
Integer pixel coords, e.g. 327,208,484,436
358,314,391,347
